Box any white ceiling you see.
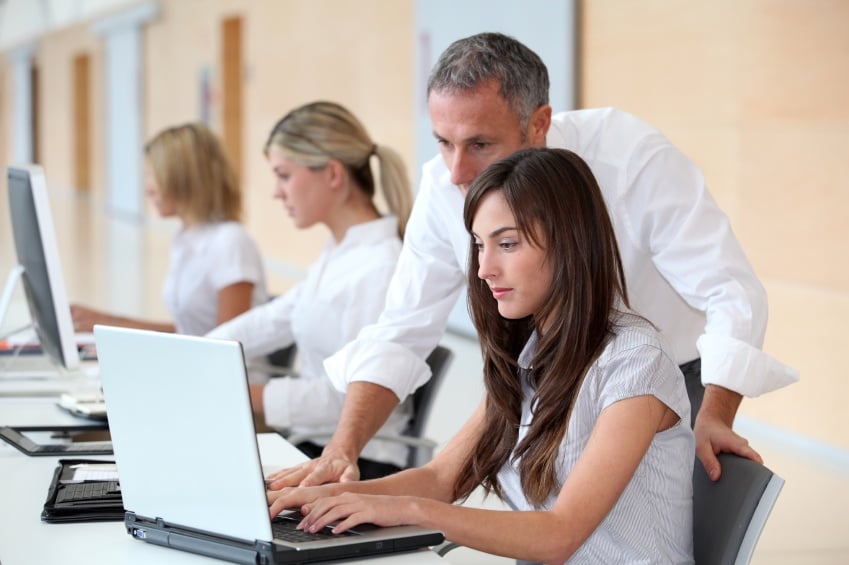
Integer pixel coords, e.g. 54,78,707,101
0,0,141,53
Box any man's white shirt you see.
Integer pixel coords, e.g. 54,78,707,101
326,107,799,402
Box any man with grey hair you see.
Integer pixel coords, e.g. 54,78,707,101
267,32,797,489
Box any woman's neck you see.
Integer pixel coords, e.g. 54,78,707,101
326,198,381,243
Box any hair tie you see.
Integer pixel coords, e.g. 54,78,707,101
370,143,378,157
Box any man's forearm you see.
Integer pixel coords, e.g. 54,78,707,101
322,381,400,461
698,384,743,427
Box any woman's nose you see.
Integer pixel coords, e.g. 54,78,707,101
478,250,496,281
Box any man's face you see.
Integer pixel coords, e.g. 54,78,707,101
428,81,549,195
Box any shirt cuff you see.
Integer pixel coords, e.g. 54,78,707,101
324,339,431,401
697,334,800,397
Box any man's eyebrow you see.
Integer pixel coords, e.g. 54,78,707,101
432,131,492,144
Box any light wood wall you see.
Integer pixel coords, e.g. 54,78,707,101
2,0,846,451
8,22,105,199
581,0,849,450
142,0,415,278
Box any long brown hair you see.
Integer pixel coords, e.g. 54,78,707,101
455,147,630,506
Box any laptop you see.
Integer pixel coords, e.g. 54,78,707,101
93,325,444,564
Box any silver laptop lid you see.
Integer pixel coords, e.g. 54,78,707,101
94,325,276,543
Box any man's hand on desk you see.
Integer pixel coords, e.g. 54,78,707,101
266,448,360,489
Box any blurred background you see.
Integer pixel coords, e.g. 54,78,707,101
1,1,847,562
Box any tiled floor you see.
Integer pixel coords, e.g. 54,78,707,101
1,186,848,564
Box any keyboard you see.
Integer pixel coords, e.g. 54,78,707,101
57,481,121,504
271,514,354,542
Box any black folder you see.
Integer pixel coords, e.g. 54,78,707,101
41,458,124,523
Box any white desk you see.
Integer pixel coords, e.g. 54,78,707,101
0,356,101,399
0,396,106,428
0,433,446,565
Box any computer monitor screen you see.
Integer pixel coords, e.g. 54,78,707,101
5,164,80,371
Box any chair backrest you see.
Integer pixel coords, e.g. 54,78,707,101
693,453,784,564
405,345,453,467
266,343,297,373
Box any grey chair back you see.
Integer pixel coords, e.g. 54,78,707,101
403,345,453,467
408,345,453,441
266,343,297,375
693,453,784,564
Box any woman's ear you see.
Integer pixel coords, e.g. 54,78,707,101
325,159,347,191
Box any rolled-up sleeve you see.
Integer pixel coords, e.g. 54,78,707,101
698,334,799,397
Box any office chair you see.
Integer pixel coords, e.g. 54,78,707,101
265,343,298,375
693,453,784,564
243,343,298,378
287,345,453,469
390,344,453,468
435,453,785,564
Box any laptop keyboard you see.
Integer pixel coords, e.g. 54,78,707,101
272,515,355,542
57,481,121,503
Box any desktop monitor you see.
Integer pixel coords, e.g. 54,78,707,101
2,164,80,371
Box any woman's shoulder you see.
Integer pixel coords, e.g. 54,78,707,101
202,221,259,247
604,312,669,357
591,312,680,393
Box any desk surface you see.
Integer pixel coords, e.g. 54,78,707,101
0,356,101,399
0,432,446,565
0,395,106,428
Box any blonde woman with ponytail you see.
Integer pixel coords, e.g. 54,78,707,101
207,101,413,479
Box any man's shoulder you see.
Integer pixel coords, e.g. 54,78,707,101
548,107,672,166
551,107,662,138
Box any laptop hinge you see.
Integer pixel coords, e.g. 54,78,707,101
125,512,274,564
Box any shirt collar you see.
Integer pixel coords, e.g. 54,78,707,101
331,215,399,252
517,331,539,370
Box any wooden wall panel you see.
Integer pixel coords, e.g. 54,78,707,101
580,0,849,450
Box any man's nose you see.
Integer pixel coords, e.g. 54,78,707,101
450,150,477,188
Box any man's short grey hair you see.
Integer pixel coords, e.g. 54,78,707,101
427,32,550,130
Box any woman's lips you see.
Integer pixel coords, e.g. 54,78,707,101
491,287,511,300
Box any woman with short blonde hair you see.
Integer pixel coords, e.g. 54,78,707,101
71,123,268,336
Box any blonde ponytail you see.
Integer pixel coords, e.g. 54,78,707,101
372,144,413,239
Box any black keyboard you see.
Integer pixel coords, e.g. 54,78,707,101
272,516,354,542
57,481,121,503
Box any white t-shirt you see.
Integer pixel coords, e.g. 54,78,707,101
162,221,268,336
326,107,798,401
207,216,410,467
498,313,694,563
